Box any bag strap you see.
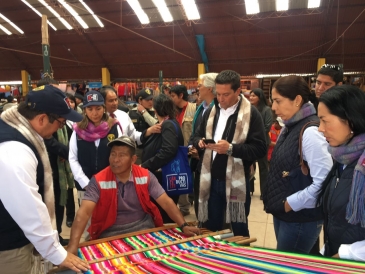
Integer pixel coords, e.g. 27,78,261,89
299,121,319,175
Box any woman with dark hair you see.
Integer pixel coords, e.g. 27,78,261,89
317,85,365,261
69,91,122,203
140,94,184,223
250,88,272,199
263,75,332,253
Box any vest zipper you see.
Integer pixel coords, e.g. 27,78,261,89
122,184,125,198
95,146,98,172
335,178,339,188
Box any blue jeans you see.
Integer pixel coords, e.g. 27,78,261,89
273,217,323,253
205,178,251,236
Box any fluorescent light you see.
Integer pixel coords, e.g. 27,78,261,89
276,0,289,11
21,0,57,31
0,81,22,85
127,0,149,24
0,13,24,34
79,0,104,27
181,0,200,20
245,0,260,15
0,25,12,35
38,0,73,30
58,0,88,29
152,0,173,22
308,0,321,8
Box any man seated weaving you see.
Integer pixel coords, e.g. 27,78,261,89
67,136,200,254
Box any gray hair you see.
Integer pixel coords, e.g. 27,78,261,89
199,73,218,95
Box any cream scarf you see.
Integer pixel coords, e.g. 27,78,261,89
199,94,251,223
1,107,56,230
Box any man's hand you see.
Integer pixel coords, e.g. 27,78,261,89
137,104,146,113
59,252,89,272
188,147,199,159
66,244,79,256
182,226,201,236
206,140,230,154
332,253,340,258
198,139,207,149
145,124,162,137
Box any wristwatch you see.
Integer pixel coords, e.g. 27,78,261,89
140,109,146,114
179,222,189,231
226,143,233,156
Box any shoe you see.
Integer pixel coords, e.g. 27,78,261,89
66,219,73,228
260,195,263,200
181,211,190,216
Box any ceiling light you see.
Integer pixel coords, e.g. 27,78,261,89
127,0,149,24
38,0,73,30
152,0,173,22
245,0,260,15
21,0,57,31
181,0,200,20
0,24,12,35
0,81,22,85
0,13,24,34
58,0,88,29
308,0,321,9
276,0,289,11
79,0,104,27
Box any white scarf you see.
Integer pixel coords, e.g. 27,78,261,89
199,94,251,223
1,107,56,230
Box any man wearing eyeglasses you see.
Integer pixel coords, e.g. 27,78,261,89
315,64,343,98
0,85,89,273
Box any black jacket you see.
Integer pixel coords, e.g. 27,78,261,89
141,119,184,173
258,105,273,146
192,97,267,180
323,161,365,256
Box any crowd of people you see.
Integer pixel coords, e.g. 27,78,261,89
1,65,365,273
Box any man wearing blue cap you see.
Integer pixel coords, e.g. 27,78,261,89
0,85,89,273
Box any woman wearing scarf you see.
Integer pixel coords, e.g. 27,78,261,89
140,94,184,223
69,91,121,203
317,85,365,261
249,88,272,199
263,75,332,253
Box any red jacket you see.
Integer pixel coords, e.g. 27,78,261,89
268,125,280,161
88,165,163,239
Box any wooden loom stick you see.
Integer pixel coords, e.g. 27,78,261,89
87,229,232,264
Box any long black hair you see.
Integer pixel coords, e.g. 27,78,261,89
250,88,268,112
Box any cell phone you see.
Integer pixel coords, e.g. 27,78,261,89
203,139,216,144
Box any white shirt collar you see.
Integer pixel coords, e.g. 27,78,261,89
218,96,240,113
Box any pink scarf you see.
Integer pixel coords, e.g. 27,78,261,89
73,120,117,142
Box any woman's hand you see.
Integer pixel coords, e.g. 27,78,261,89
284,200,292,212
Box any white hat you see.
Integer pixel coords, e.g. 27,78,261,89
276,117,284,127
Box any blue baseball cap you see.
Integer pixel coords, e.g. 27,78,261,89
83,90,104,108
26,85,83,122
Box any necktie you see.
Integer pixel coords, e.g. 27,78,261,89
110,113,116,118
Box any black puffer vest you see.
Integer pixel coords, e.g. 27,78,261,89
75,123,118,190
264,114,323,223
0,120,44,250
323,161,365,256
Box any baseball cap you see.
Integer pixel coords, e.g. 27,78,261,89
83,90,104,107
276,117,284,127
107,136,136,149
26,85,82,122
136,88,154,101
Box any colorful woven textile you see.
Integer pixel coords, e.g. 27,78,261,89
80,236,365,274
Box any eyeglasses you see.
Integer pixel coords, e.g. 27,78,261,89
321,64,342,71
55,118,66,127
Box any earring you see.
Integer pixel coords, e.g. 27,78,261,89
296,105,299,107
